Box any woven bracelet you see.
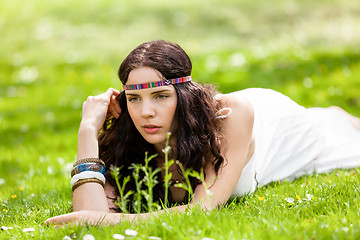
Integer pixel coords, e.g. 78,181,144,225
72,178,104,192
73,158,105,167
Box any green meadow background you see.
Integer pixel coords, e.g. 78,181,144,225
1,0,360,239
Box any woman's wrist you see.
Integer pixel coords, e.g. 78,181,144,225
78,123,98,137
77,124,99,159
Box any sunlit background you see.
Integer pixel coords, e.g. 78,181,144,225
1,0,360,196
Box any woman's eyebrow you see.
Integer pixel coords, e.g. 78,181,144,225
125,89,171,96
125,93,140,96
150,89,171,95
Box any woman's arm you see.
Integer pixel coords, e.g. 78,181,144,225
72,125,109,212
71,88,121,212
45,205,191,225
45,92,254,225
189,93,254,209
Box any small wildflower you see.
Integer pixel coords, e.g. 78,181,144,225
63,236,72,240
1,226,13,231
148,237,162,240
296,195,301,200
306,194,313,201
257,196,265,201
113,234,125,240
2,209,8,212
125,229,138,236
285,197,295,204
162,146,171,154
19,186,24,191
11,194,17,199
83,234,95,240
22,227,35,233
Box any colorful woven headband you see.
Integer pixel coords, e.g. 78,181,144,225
123,76,192,90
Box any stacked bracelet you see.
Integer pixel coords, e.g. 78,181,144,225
71,163,106,177
72,178,104,192
71,158,106,191
70,171,106,186
73,158,105,167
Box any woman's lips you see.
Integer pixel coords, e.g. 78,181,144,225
143,125,161,134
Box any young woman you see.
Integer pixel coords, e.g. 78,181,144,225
45,40,360,225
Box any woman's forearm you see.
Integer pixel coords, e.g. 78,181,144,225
76,124,99,159
45,205,191,226
72,125,109,212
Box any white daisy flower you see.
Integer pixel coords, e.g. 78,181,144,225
1,226,13,231
149,236,162,240
22,227,35,233
306,194,313,201
113,234,125,239
125,229,138,236
285,197,295,204
83,234,95,240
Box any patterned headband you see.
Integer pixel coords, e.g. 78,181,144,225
123,76,192,90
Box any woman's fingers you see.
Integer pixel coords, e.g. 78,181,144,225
104,88,120,100
103,88,122,116
108,104,120,118
109,95,121,118
45,211,110,226
80,88,122,130
104,88,121,118
44,212,79,226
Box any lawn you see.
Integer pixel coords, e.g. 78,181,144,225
1,0,360,239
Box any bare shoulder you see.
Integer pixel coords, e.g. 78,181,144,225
215,92,254,126
216,92,255,164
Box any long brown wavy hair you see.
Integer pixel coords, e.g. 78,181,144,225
99,40,225,212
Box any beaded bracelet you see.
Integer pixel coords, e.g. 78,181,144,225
73,158,105,168
72,178,104,192
71,163,106,177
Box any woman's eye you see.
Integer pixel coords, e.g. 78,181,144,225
156,94,168,99
128,97,139,102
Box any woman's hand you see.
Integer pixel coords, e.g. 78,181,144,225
80,88,121,133
45,210,115,226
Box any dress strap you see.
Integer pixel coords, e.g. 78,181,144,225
216,107,232,119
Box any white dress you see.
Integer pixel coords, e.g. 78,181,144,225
231,88,360,197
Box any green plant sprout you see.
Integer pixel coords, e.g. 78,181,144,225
110,165,134,213
163,132,174,207
141,152,161,212
129,163,144,214
174,161,194,203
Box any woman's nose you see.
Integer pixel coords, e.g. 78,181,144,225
141,100,155,118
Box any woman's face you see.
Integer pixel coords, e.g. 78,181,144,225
125,67,178,151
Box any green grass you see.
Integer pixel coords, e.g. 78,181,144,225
1,0,360,239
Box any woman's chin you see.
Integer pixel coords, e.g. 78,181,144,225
142,134,166,146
